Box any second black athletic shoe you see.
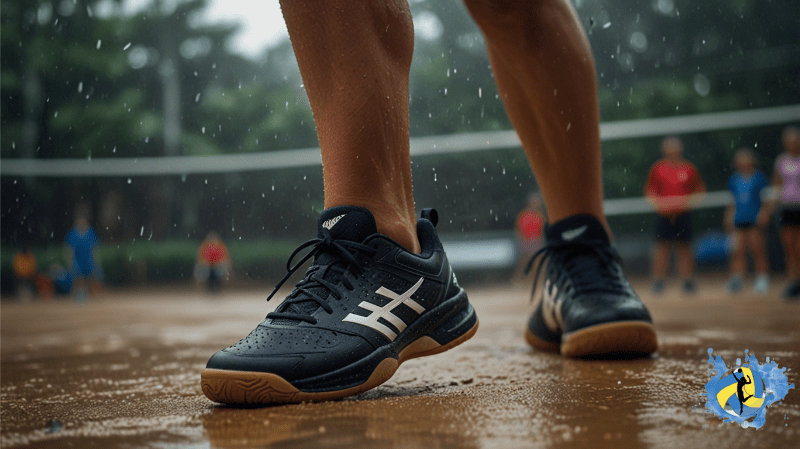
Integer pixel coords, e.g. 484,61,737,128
525,215,657,358
201,206,478,405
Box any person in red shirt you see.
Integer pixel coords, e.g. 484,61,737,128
195,232,231,293
12,245,38,300
513,193,546,281
644,137,707,294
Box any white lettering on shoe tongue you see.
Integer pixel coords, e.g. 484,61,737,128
322,214,346,230
561,225,588,241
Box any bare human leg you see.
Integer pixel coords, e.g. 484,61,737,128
747,228,769,275
459,1,655,358
652,241,671,279
782,227,800,281
462,0,608,232
730,230,747,277
676,242,694,280
279,0,421,253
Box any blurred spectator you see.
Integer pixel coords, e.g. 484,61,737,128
772,125,800,300
12,245,38,300
195,232,231,293
51,263,73,296
513,192,546,282
725,148,770,294
33,263,72,300
645,136,707,295
65,215,101,302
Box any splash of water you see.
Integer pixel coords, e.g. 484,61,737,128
704,348,794,429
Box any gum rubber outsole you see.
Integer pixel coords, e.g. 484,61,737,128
201,319,479,405
525,321,657,358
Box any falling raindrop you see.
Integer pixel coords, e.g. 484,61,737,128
96,40,101,49
693,74,711,97
127,178,132,184
123,42,131,50
140,226,144,236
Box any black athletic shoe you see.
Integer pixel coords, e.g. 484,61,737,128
201,206,478,405
783,281,800,301
524,215,657,358
651,279,665,295
682,278,697,294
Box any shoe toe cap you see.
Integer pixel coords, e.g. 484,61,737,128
205,325,372,380
205,349,306,379
562,293,653,333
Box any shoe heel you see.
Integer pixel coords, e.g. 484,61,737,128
426,300,478,346
397,294,478,363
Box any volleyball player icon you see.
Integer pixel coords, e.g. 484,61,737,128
732,369,754,415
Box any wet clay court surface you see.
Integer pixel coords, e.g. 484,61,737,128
2,278,798,448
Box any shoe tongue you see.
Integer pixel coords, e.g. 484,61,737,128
317,205,377,243
545,214,610,245
270,206,377,326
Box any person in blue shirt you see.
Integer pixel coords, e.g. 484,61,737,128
65,215,100,301
725,148,771,294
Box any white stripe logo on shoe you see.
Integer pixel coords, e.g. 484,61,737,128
561,225,588,241
343,277,426,341
542,279,563,332
322,214,346,230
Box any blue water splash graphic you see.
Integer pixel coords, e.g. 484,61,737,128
704,348,794,428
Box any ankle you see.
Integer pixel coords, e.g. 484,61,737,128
325,199,420,253
379,221,421,254
371,207,420,253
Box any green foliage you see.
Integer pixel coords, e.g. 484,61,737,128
1,237,302,288
2,0,798,284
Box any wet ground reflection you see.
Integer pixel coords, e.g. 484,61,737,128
1,281,798,448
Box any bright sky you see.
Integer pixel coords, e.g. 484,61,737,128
201,0,289,58
121,0,441,59
122,0,289,58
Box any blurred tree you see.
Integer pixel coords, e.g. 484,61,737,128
1,0,798,253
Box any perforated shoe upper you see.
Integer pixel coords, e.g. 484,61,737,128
205,206,461,384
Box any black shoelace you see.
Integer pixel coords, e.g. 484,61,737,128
265,227,377,324
525,239,628,299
